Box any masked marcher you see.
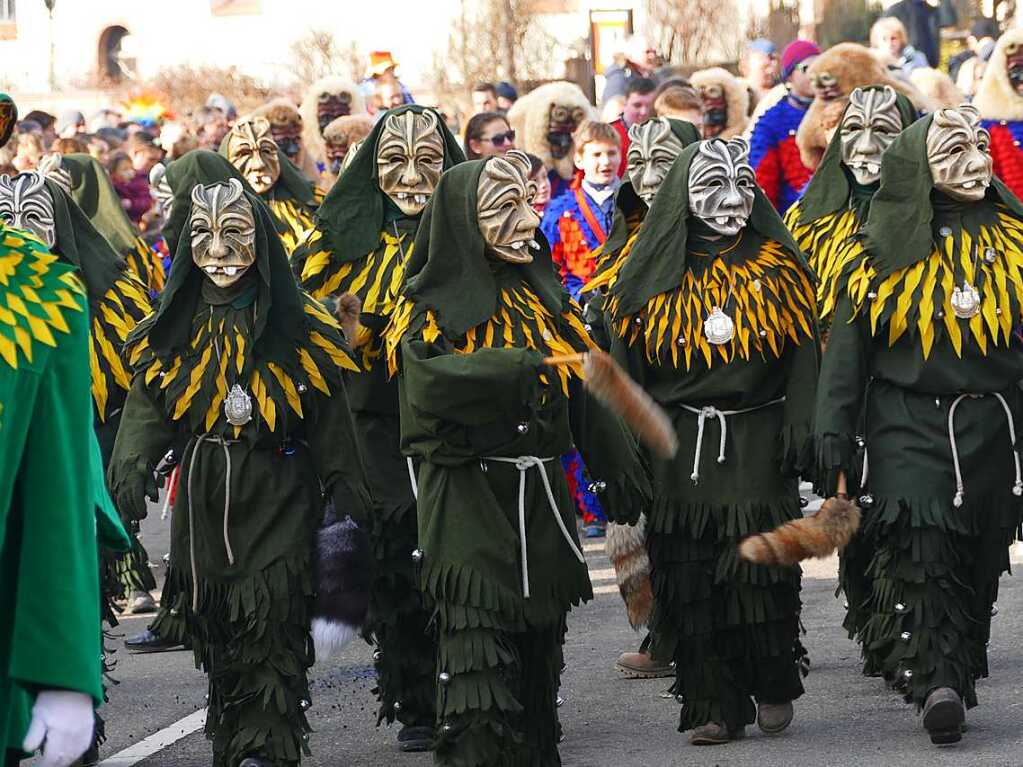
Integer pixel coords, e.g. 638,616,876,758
814,104,1023,745
507,81,594,204
690,69,750,140
604,137,819,745
974,29,1023,199
292,104,464,752
222,116,323,256
383,149,650,767
250,98,313,179
322,114,374,187
785,86,918,326
0,93,130,767
108,177,372,767
299,76,368,188
40,151,165,293
575,116,699,680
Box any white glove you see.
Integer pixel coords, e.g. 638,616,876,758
22,690,94,767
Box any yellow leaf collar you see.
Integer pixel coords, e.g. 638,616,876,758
608,237,816,370
847,208,1023,359
268,197,318,257
785,203,862,321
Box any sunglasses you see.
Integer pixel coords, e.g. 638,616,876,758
795,61,813,75
482,130,516,146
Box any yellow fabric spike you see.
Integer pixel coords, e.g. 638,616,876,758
144,358,163,387
161,356,181,389
235,332,246,375
310,330,359,371
173,345,212,420
298,347,330,395
89,340,107,420
0,335,16,368
12,325,32,362
268,362,303,417
205,344,230,431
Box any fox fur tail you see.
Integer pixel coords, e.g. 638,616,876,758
738,496,861,566
606,514,653,630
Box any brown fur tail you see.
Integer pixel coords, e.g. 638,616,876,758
606,515,653,630
335,292,362,344
738,496,861,566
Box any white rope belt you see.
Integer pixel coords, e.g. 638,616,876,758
484,456,586,599
185,434,237,611
680,397,785,484
407,456,419,500
948,393,1023,508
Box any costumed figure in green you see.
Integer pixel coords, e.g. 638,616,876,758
784,85,917,326
604,137,819,745
815,103,1023,745
0,91,131,767
221,116,323,256
107,177,373,767
384,150,650,766
0,165,157,635
292,104,464,752
580,116,699,680
40,151,166,293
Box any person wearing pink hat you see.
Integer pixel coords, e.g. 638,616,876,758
748,39,821,215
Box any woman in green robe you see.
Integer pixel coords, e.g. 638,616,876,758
291,105,464,750
816,104,1023,744
605,137,819,745
384,149,650,766
108,177,372,767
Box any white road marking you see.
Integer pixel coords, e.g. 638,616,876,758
98,708,207,766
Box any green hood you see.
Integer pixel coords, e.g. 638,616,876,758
217,137,318,207
797,86,919,225
603,118,701,258
161,150,256,257
403,158,565,338
146,184,305,364
42,176,128,310
610,141,810,317
313,104,465,263
861,112,1023,278
61,153,141,257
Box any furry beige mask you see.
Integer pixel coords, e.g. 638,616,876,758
926,105,992,202
840,87,902,185
626,118,685,203
190,179,257,288
226,117,281,195
376,110,445,217
0,171,56,247
477,150,541,264
688,138,756,237
811,70,843,101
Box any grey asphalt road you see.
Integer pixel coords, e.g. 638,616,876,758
78,504,1023,767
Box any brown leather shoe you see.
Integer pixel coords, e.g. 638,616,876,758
614,650,674,679
689,722,745,745
922,687,964,745
757,701,794,734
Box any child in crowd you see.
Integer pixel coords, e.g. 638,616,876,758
108,151,152,225
526,152,551,214
541,119,621,299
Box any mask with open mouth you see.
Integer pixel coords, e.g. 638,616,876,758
698,84,727,138
811,71,842,101
226,117,281,195
627,117,686,203
926,104,992,202
477,150,542,264
190,179,257,289
840,86,902,185
0,171,57,247
688,138,756,237
376,109,445,216
547,104,586,159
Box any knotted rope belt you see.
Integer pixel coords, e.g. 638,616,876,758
185,433,238,611
484,456,586,599
679,398,786,484
859,392,1023,508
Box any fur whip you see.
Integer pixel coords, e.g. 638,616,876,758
738,496,861,566
545,349,678,459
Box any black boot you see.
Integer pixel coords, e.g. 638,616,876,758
397,725,434,752
124,628,188,653
922,687,965,745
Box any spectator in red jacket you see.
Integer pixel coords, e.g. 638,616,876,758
610,77,657,177
748,40,820,215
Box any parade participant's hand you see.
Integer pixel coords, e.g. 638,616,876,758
835,471,848,499
22,690,94,767
118,464,160,522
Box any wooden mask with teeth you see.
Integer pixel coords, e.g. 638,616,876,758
0,171,57,247
226,117,281,195
688,138,755,237
626,118,686,204
926,105,992,202
376,109,445,217
190,179,257,288
840,86,901,185
477,150,541,264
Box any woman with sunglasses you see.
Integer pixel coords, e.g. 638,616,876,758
463,111,516,159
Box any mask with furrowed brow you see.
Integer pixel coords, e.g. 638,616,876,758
376,109,445,217
688,138,756,237
626,118,686,203
190,179,257,289
477,150,542,264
